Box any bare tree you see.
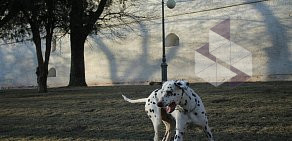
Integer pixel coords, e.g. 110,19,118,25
0,0,62,92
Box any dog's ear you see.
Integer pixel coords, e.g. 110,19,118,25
174,81,186,89
174,81,189,89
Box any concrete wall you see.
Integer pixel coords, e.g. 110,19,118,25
0,0,291,88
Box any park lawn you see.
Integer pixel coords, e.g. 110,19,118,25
0,82,291,141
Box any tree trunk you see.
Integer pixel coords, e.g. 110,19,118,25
36,68,48,93
26,3,51,93
32,29,47,93
68,28,87,86
41,0,54,92
67,0,107,87
68,0,88,87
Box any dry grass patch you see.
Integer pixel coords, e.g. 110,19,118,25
0,82,291,141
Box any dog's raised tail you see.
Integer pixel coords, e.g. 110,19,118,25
122,95,147,103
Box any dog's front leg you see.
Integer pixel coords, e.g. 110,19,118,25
173,115,188,141
152,119,161,141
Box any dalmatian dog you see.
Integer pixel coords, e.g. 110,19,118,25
122,80,214,141
157,80,214,141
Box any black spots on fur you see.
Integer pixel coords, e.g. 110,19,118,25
176,82,182,86
204,126,212,138
148,115,151,118
150,101,156,105
194,112,198,115
181,91,184,97
166,92,180,97
189,96,192,100
184,100,188,106
202,111,205,114
184,109,188,113
154,89,158,96
207,132,212,138
198,100,200,104
149,109,155,113
192,93,196,97
180,132,184,135
148,99,150,102
175,135,180,139
206,121,208,125
197,104,200,106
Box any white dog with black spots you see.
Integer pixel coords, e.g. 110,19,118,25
122,80,214,141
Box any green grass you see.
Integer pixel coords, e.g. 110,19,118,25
0,82,291,141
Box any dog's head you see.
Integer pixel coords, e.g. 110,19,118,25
157,80,189,113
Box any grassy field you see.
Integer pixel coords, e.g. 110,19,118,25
0,82,291,141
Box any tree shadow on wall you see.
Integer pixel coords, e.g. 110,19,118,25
89,22,180,83
0,41,38,87
251,1,292,80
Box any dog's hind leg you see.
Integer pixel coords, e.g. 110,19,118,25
191,113,214,141
203,123,214,141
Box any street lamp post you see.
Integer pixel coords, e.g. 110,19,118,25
161,0,175,83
